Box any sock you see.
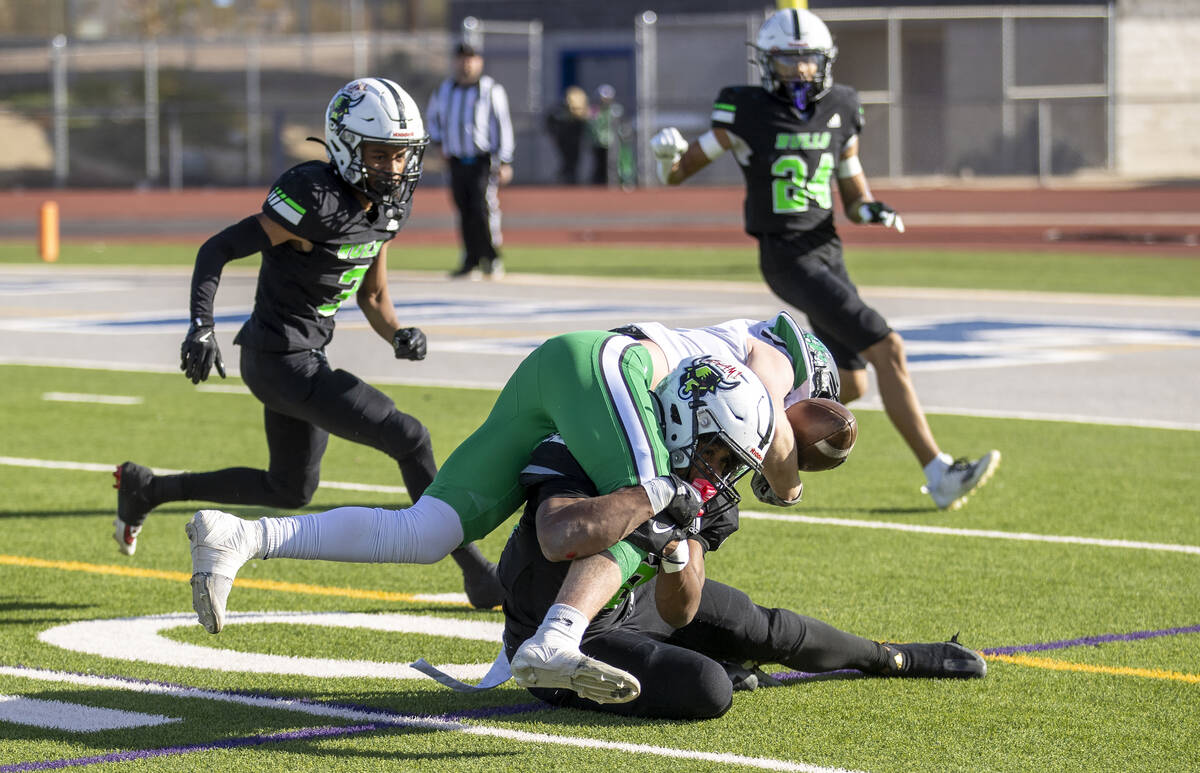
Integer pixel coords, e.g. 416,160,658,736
923,453,954,485
532,603,588,647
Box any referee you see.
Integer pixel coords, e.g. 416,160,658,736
426,42,515,279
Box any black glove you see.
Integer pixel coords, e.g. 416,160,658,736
659,473,704,531
624,516,687,557
180,323,226,384
859,201,905,233
392,327,427,361
751,471,803,508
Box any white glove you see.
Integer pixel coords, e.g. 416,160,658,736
751,471,802,508
650,127,688,160
650,127,688,184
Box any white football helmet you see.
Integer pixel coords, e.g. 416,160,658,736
324,78,429,206
654,355,775,510
753,8,837,110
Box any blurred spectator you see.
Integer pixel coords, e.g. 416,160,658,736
545,86,589,185
587,84,624,187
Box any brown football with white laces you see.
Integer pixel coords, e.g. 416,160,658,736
787,398,857,471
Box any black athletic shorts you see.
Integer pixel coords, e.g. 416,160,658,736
757,231,892,371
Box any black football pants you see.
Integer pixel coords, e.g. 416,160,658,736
525,578,889,719
150,347,435,514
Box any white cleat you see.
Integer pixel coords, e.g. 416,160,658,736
923,450,1002,511
510,638,640,704
185,509,257,634
113,518,141,556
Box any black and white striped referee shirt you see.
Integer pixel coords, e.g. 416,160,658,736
425,74,515,164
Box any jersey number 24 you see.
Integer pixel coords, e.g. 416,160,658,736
771,152,834,213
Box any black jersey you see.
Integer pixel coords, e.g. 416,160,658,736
711,84,863,238
499,435,741,647
234,161,408,352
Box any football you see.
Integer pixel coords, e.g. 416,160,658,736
787,398,857,471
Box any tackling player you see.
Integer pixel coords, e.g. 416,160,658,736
500,432,987,718
112,77,499,605
650,8,1000,512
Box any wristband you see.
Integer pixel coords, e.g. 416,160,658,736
660,539,689,574
697,130,724,161
837,155,863,179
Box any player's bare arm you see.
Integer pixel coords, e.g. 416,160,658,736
837,138,904,232
652,127,736,185
356,246,403,341
653,537,705,628
744,338,803,502
534,489,657,562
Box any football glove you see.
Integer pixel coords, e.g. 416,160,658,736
392,327,427,361
751,471,803,508
180,322,226,384
659,473,704,531
650,127,688,160
624,515,687,557
859,201,905,234
650,127,688,184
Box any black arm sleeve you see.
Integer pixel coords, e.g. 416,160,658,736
188,216,273,325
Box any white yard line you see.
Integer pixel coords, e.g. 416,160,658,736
2,454,1195,556
42,391,143,405
0,665,858,773
0,456,407,495
740,511,1200,555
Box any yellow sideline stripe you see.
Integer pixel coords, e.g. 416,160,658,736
0,554,465,606
990,653,1200,684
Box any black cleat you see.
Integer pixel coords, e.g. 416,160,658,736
883,633,987,679
462,560,504,609
113,461,156,554
450,543,505,609
723,661,784,692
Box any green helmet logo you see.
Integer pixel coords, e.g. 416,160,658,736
677,358,740,405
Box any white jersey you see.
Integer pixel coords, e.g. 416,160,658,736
622,311,839,408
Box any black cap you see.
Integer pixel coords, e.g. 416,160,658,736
455,42,479,57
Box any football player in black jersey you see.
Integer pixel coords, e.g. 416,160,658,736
651,8,999,513
112,77,499,606
497,433,986,719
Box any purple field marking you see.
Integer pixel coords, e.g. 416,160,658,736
981,623,1200,656
7,624,1199,768
0,665,550,771
0,724,378,772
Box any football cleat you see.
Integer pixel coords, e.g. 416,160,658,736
462,560,504,610
510,637,641,704
113,518,142,556
922,450,1001,510
723,661,784,692
113,461,156,521
882,634,987,679
185,509,260,634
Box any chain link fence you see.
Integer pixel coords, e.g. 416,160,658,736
2,5,1184,189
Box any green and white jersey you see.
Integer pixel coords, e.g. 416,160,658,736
236,161,407,352
711,84,864,238
626,311,840,405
